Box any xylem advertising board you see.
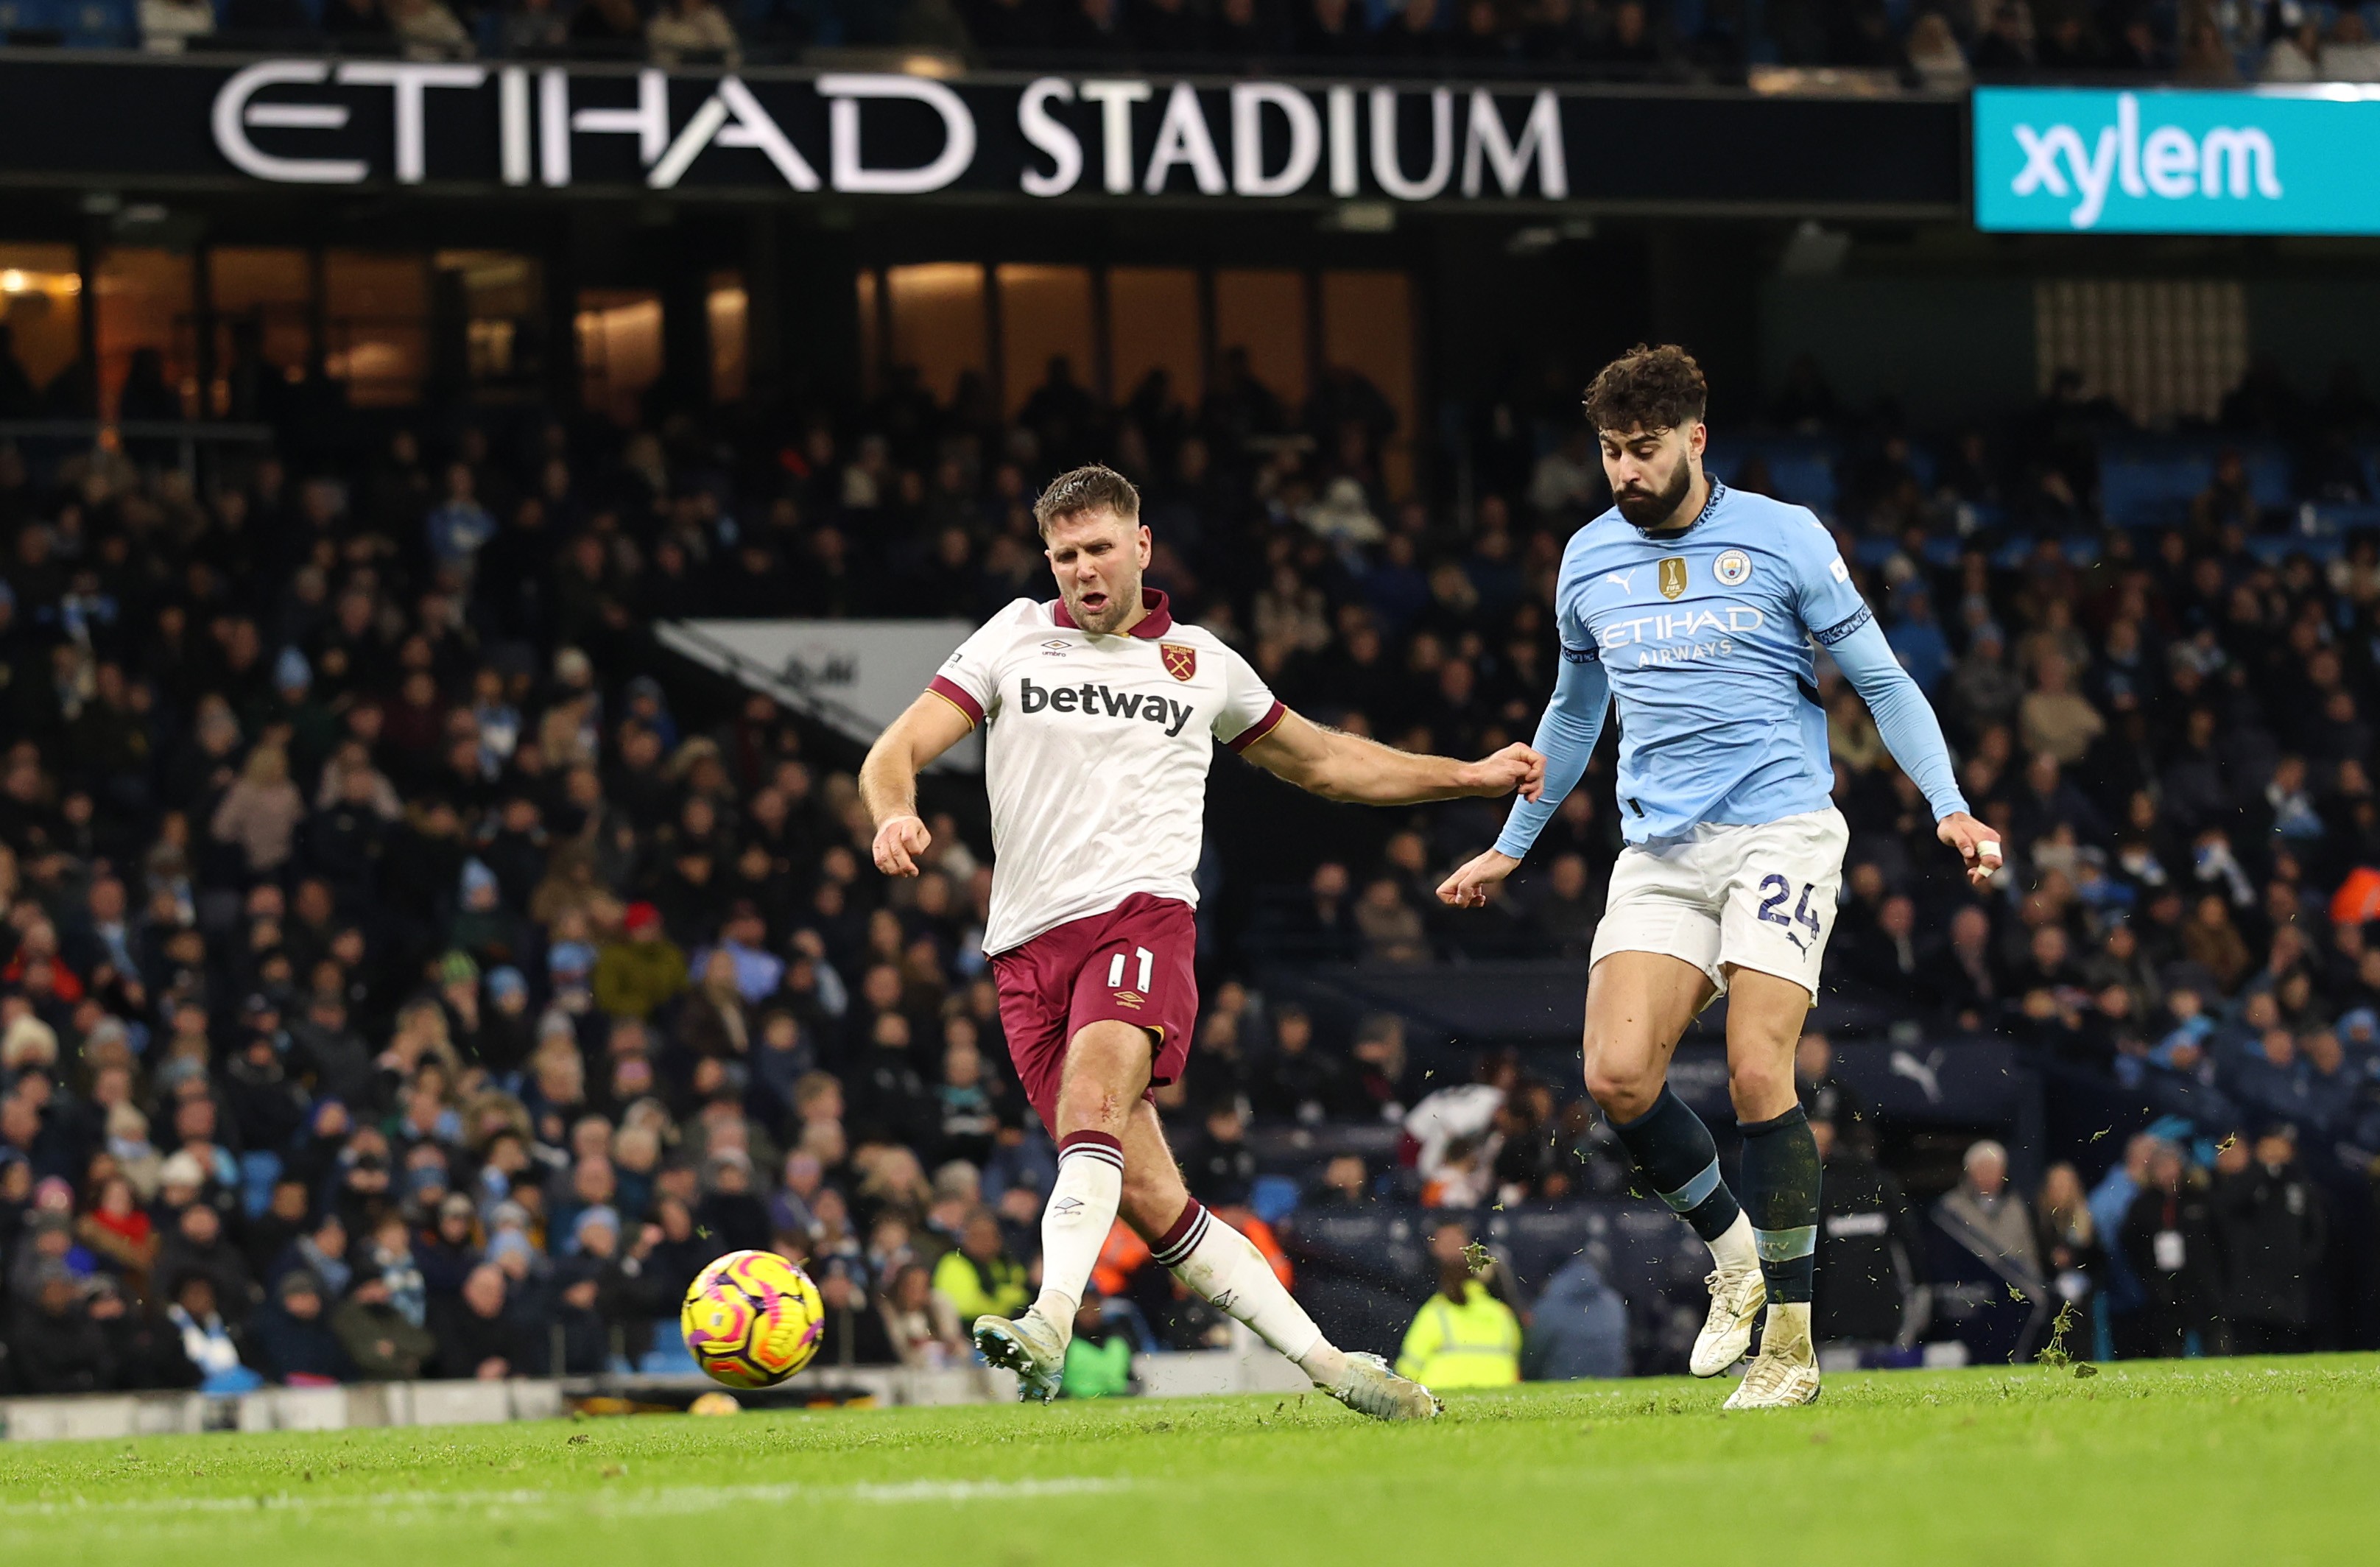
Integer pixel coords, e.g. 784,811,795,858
1974,86,2380,235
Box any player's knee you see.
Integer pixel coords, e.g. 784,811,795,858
1726,1057,1795,1120
1582,1058,1658,1121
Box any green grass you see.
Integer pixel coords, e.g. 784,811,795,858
3,1356,2374,1566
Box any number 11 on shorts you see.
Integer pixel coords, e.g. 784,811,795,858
1107,947,1155,991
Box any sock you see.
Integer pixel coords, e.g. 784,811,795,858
1738,1105,1820,1306
1031,1130,1124,1333
1609,1087,1752,1268
1153,1200,1342,1382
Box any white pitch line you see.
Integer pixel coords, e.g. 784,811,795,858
0,1475,1138,1521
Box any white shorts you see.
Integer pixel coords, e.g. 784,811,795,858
1588,807,1850,1000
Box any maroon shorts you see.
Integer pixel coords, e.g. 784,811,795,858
990,892,1199,1131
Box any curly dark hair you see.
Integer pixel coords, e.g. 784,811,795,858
1032,464,1141,537
1583,343,1708,435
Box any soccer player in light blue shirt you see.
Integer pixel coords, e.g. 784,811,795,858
1438,345,1999,1408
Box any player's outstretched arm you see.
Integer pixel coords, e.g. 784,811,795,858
1827,617,2001,888
859,692,975,877
1240,709,1544,806
1438,652,1609,908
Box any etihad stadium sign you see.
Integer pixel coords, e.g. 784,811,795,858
0,54,1960,214
1974,86,2380,234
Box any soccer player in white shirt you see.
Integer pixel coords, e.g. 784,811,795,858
861,465,1543,1416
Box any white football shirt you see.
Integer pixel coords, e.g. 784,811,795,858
926,590,1284,955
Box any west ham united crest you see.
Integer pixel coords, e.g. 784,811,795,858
1160,643,1197,681
1658,557,1689,599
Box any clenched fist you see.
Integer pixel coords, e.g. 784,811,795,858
872,814,932,877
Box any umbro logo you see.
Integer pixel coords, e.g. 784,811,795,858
1052,1197,1085,1217
1112,990,1145,1010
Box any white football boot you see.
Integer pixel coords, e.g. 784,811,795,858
974,1309,1067,1404
1722,1305,1821,1409
1690,1265,1767,1378
1323,1352,1444,1420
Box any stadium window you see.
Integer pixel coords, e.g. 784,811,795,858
96,247,198,422
996,265,1096,418
1108,266,1203,413
885,262,987,406
206,247,310,417
0,244,85,412
435,250,543,396
855,267,882,401
1214,267,1309,416
1320,269,1419,500
2033,278,2246,429
708,270,748,405
576,288,663,426
323,250,429,408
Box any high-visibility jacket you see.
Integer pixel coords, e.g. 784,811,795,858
1395,1286,1522,1388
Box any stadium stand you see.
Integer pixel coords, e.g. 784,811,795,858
0,0,2341,88
0,292,2377,1395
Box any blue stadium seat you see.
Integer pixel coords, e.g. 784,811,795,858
2099,440,2295,528
1249,1173,1302,1225
55,0,128,43
239,1150,284,1219
0,0,58,33
1706,435,1838,515
636,1320,699,1374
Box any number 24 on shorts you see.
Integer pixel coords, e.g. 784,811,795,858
1756,875,1825,941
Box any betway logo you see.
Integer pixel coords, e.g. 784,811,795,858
2011,92,2281,230
1019,677,1195,736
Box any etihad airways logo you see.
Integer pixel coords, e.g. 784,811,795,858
1019,676,1195,736
1596,605,1766,651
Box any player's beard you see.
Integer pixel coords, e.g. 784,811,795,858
1614,458,1696,532
1067,571,1141,635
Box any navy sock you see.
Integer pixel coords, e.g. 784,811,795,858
1609,1087,1744,1244
1739,1105,1820,1306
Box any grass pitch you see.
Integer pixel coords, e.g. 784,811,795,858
3,1356,2373,1566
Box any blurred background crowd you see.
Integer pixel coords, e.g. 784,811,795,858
6,0,2377,93
1,314,2378,1397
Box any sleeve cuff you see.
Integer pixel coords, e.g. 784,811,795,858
926,675,985,729
1225,699,1287,753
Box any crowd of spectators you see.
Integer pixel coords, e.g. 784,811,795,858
84,0,2380,89
1,312,2377,1395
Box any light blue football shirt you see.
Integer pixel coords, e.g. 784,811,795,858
1499,479,1954,849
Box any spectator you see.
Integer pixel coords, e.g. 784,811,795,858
2034,1161,2105,1351
594,902,689,1021
1521,1253,1629,1379
333,1273,437,1381
1395,1222,1521,1388
1812,1116,1920,1346
249,1270,353,1384
2212,1130,2325,1354
648,0,741,63
433,1263,527,1378
877,1261,967,1369
8,1266,112,1395
210,744,306,881
166,1276,262,1395
930,1208,1028,1325
2121,1141,2220,1357
2320,13,2380,80
1933,1139,2045,1299
387,0,475,59
1905,10,1971,86
139,0,216,51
